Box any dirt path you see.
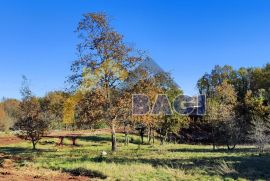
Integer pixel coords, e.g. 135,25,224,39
0,135,94,181
0,153,90,181
0,167,90,181
0,135,23,146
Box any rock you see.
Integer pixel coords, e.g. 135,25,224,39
100,151,107,157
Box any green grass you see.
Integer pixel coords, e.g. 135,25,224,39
0,134,270,180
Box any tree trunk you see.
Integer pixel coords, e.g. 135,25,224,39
227,144,236,151
125,133,129,145
124,124,129,146
152,131,155,144
111,123,117,151
164,132,168,143
160,132,164,145
148,127,152,144
212,126,216,151
32,140,37,150
160,136,164,145
140,130,144,144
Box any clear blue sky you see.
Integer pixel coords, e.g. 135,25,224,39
1,0,270,99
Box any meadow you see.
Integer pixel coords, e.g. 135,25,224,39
0,133,269,181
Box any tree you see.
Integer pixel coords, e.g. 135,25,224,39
204,81,238,150
245,89,269,119
155,77,189,145
76,89,106,129
197,65,236,96
248,116,270,153
0,103,9,131
129,64,172,144
0,99,20,132
131,74,162,144
130,66,189,145
14,77,49,150
41,91,68,129
69,13,143,151
63,92,82,129
250,64,270,92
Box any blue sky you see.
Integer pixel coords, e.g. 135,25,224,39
1,0,270,99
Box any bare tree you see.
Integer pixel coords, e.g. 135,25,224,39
249,116,270,153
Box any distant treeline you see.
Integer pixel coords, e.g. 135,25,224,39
182,64,270,151
2,63,270,151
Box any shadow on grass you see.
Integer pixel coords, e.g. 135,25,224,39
63,167,107,179
79,135,140,144
86,153,270,180
1,145,269,180
79,136,111,143
0,147,36,155
0,146,60,167
0,146,57,162
168,147,257,153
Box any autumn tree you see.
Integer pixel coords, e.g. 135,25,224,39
14,77,49,150
63,92,82,129
69,13,143,151
76,89,105,129
204,81,238,150
157,84,190,145
128,61,171,144
0,99,20,132
40,91,68,129
131,74,163,144
245,89,269,119
0,104,8,131
197,65,261,147
151,73,189,145
130,62,189,145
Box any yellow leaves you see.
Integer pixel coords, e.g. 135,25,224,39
0,104,6,123
63,98,75,125
81,67,100,92
244,90,270,117
215,81,237,105
132,114,158,126
205,99,219,123
63,92,83,125
206,81,237,123
80,59,128,92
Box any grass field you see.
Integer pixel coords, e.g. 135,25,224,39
0,133,270,181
